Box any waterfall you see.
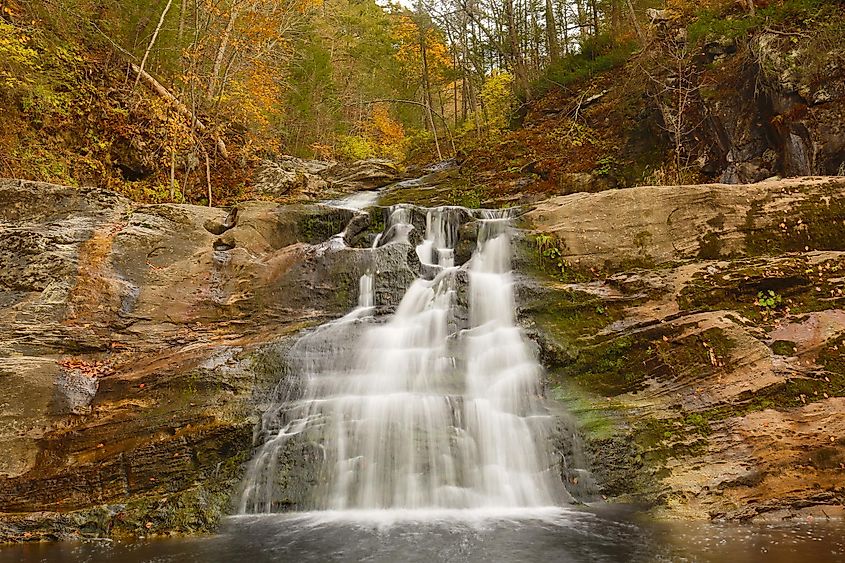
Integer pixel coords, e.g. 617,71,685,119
239,206,566,514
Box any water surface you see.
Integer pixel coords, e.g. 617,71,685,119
3,507,844,562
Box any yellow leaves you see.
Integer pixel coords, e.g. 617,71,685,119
478,71,515,133
0,21,39,89
336,104,408,162
222,59,282,133
391,15,452,81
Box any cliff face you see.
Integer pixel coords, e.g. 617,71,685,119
1,175,844,542
0,179,416,541
688,31,845,184
517,176,845,520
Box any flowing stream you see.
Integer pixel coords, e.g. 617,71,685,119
239,206,566,514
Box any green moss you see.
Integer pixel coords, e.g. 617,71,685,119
809,446,845,470
687,365,845,425
449,182,486,209
553,386,619,441
819,344,845,378
697,231,723,260
678,255,845,324
529,288,625,365
367,208,385,236
633,416,710,464
378,170,492,208
770,339,798,356
570,336,645,396
745,190,845,255
296,211,348,243
537,36,636,93
533,233,593,283
554,325,734,398
687,0,829,45
109,448,251,537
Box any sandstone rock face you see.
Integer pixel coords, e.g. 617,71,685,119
0,179,416,541
518,176,845,521
2,174,844,541
525,177,845,270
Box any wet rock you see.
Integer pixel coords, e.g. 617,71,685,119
518,179,845,521
0,179,416,541
455,220,479,266
213,234,236,251
204,207,239,235
342,212,372,246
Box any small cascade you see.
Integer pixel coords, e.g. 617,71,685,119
239,204,570,515
358,272,374,308
416,207,460,268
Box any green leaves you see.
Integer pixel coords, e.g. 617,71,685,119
756,289,783,310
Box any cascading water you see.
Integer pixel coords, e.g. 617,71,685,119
239,206,567,514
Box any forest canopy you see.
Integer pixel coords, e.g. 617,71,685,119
1,0,840,202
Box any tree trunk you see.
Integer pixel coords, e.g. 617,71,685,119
130,63,229,158
544,0,560,63
178,0,187,44
208,5,238,100
205,152,212,207
419,15,443,160
170,147,176,200
133,0,174,91
505,0,529,95
626,0,645,43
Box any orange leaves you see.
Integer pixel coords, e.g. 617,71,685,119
337,104,408,161
368,104,405,147
357,103,408,161
295,0,324,14
58,357,111,378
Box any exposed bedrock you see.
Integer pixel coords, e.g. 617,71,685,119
1,175,844,542
0,179,418,542
516,176,845,521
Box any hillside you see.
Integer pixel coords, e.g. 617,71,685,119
2,1,844,207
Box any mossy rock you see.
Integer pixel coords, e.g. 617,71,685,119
295,208,351,244
745,189,845,255
770,339,798,356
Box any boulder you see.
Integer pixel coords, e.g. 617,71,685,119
323,159,400,191
252,157,400,200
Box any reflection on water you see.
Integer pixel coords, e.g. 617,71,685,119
2,507,844,563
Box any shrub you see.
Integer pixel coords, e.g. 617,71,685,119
540,39,636,91
335,135,377,161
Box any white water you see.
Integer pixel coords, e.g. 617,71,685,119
239,206,564,515
416,207,458,268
